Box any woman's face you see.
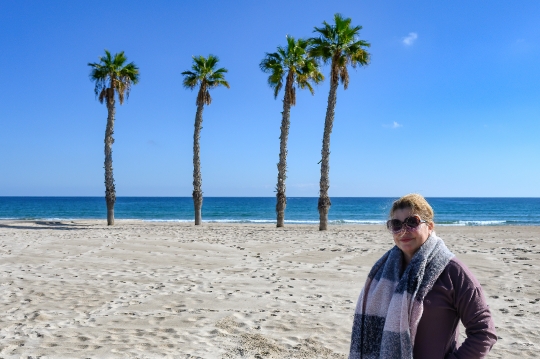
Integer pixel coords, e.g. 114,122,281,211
391,207,433,264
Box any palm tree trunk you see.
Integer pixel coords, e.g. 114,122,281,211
318,70,339,230
276,72,294,227
104,88,116,226
192,103,204,225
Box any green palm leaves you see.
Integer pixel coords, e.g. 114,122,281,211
88,50,140,105
260,36,323,105
182,55,230,107
310,13,370,89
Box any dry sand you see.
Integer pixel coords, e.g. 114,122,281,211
0,220,538,358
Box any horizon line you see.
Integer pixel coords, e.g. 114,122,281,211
2,196,540,199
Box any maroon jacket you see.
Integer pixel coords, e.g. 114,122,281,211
414,258,497,358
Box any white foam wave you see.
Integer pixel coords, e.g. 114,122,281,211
337,219,386,224
143,219,192,223
145,218,387,225
438,220,507,226
0,217,512,227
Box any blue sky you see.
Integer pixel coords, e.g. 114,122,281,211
1,1,539,197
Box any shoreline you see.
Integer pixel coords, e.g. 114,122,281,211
1,221,538,357
3,197,540,227
2,219,539,227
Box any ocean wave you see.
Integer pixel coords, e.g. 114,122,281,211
0,217,519,226
333,219,386,225
142,219,192,223
144,218,387,225
144,219,279,224
3,197,540,226
437,220,507,226
208,219,275,223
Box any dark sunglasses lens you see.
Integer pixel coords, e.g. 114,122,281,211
388,219,403,232
404,216,421,228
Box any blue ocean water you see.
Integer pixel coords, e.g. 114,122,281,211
1,197,540,226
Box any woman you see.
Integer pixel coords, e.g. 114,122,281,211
349,194,497,359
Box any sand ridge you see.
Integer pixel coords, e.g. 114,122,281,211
0,221,538,358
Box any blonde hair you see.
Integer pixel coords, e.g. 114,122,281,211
389,193,434,225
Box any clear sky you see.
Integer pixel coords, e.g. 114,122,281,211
1,1,539,197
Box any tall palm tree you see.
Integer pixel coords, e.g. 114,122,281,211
88,50,139,226
182,55,230,225
309,14,371,230
260,36,323,227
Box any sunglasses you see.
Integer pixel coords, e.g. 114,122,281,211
386,215,427,233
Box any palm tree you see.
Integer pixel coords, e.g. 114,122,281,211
309,14,371,230
182,55,230,225
88,50,140,226
260,36,323,227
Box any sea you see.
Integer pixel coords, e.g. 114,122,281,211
1,197,539,226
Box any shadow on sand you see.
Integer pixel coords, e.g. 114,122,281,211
0,221,94,231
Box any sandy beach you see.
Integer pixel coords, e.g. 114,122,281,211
0,221,538,358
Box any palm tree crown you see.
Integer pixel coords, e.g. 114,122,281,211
88,50,140,104
310,13,370,89
182,55,230,106
260,35,323,105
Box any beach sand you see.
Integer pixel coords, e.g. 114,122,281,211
0,221,538,358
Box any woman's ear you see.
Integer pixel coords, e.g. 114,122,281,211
427,222,434,231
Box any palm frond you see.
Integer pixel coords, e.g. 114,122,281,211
208,78,230,89
296,57,324,96
308,13,371,90
273,81,283,99
260,51,285,98
182,55,229,106
297,80,315,95
339,67,349,89
88,49,140,104
98,88,107,104
261,35,323,103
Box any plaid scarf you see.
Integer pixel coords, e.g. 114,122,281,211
349,233,454,359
